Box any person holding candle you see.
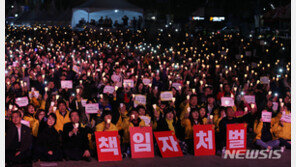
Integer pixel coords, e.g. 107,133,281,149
95,110,118,132
62,111,91,161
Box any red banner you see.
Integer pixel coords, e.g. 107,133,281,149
193,124,216,156
154,131,183,158
95,131,122,162
129,127,154,159
226,123,247,151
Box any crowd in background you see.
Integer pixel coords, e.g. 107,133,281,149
5,24,291,165
77,15,143,30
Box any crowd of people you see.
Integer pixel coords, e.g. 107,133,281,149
77,15,143,30
5,23,291,165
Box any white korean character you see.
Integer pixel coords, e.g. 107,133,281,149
98,136,119,155
133,132,151,152
229,129,245,148
158,136,178,152
196,130,213,149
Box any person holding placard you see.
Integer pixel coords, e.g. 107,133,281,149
137,105,152,127
121,108,145,157
253,112,280,151
273,107,291,149
95,110,118,132
217,107,243,152
23,104,40,137
62,111,91,161
181,108,204,154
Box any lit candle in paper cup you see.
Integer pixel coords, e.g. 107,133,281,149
280,102,284,107
192,89,196,94
153,104,157,110
9,104,13,110
100,94,103,99
115,86,118,91
131,114,135,120
74,123,79,128
220,84,223,88
244,107,248,113
80,80,82,84
251,104,255,109
53,107,57,112
106,119,111,124
233,87,237,92
210,115,213,120
172,97,176,103
132,94,135,98
279,98,283,103
268,91,272,95
186,81,190,85
45,87,48,92
187,107,191,113
56,95,59,100
200,80,203,85
187,95,190,100
120,103,124,108
148,83,152,87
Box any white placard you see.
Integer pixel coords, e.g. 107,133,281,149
15,97,29,107
172,83,182,91
244,95,256,104
72,65,80,73
260,76,270,84
160,91,173,101
103,85,115,94
134,95,146,107
139,116,151,126
85,103,99,114
123,79,134,88
142,78,151,86
61,80,73,89
272,102,278,111
221,97,235,107
281,112,291,123
21,120,30,127
111,74,121,83
261,111,272,122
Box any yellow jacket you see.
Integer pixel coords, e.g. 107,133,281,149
253,118,279,141
96,122,118,132
23,115,39,137
54,110,71,132
213,109,222,132
272,111,291,140
121,118,145,143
